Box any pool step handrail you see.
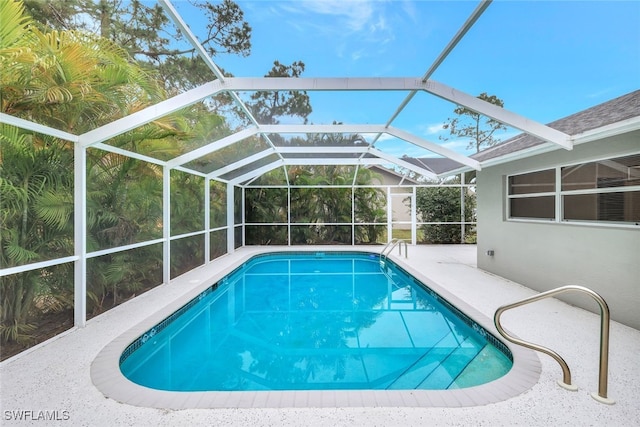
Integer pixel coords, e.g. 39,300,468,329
494,285,614,405
380,238,408,261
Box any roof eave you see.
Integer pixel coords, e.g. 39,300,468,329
468,116,640,171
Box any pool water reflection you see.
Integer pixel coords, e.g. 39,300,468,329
120,252,512,391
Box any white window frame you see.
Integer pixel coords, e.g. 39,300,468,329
506,168,557,222
506,152,640,228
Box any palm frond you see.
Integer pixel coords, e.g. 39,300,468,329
3,229,40,265
0,176,28,220
34,190,73,231
0,0,33,50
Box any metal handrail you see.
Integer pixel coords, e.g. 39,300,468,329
380,238,408,260
494,285,614,405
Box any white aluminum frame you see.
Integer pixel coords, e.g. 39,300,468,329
0,0,631,339
243,181,477,246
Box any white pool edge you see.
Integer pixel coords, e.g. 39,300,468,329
90,247,541,409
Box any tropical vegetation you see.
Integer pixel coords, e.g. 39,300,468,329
416,180,476,244
0,0,472,361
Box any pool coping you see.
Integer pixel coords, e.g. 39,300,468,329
91,247,541,408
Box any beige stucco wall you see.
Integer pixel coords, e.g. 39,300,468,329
476,130,640,329
370,168,414,229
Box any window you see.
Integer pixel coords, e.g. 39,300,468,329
507,154,640,226
509,169,556,194
561,154,640,224
507,169,556,220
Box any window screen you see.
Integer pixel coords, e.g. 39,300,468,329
510,196,555,220
508,169,555,220
508,169,555,195
507,154,640,226
564,191,640,223
562,154,640,191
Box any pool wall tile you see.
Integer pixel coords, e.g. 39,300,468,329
237,391,258,408
318,391,336,407
264,391,282,407
251,391,270,407
347,391,364,406
293,391,309,407
278,391,297,407
359,390,378,406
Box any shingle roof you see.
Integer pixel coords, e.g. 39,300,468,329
367,165,420,184
472,90,640,162
401,157,466,175
405,90,639,177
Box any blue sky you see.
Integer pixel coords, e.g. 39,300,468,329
176,0,640,157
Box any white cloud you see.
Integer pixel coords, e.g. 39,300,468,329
422,122,445,135
366,132,396,143
400,1,419,23
369,14,388,34
351,49,365,61
274,0,397,60
439,138,471,153
292,0,376,33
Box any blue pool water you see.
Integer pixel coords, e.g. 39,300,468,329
120,252,512,391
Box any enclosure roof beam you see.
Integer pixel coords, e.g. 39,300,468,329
77,77,571,155
162,0,284,174
423,80,572,149
228,157,394,185
78,80,222,147
167,127,259,168
229,160,284,185
208,148,276,179
237,81,571,149
92,143,168,167
0,113,79,143
174,166,208,178
278,146,370,154
259,124,385,134
379,1,492,132
159,0,226,82
422,1,493,83
386,127,480,170
368,148,438,180
160,0,283,167
366,0,491,152
258,124,480,170
163,122,477,175
283,158,388,166
220,77,427,91
238,80,571,149
209,147,372,180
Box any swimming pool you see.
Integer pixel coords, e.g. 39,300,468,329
119,252,512,392
91,247,540,408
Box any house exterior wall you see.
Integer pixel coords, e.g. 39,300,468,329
370,168,413,230
476,130,640,329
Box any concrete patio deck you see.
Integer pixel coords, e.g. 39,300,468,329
1,245,639,426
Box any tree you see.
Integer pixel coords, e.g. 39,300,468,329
23,0,252,92
440,93,506,153
244,130,385,246
353,169,387,244
0,0,177,352
246,60,312,125
415,179,476,244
